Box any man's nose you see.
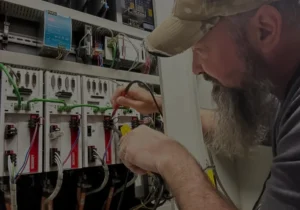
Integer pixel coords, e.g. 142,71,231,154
192,51,204,75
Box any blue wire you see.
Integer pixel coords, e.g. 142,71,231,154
70,128,80,154
15,126,39,180
103,131,113,162
63,128,80,165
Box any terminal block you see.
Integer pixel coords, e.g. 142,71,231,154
50,148,60,167
103,116,113,130
88,146,96,163
4,124,17,140
69,116,80,129
131,117,140,129
4,151,17,171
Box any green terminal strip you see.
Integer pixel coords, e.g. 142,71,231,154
0,63,133,115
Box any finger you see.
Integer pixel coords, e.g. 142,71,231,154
129,165,147,175
111,86,126,104
116,96,144,110
125,88,150,102
122,161,147,175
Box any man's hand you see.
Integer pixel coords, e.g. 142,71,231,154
111,86,162,115
118,125,184,175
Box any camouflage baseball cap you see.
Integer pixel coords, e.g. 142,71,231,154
145,0,279,57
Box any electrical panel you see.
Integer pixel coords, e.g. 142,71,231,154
44,72,82,172
104,35,146,69
39,10,72,59
0,68,44,177
117,0,155,31
81,76,117,167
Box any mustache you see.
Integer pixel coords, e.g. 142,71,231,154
203,73,220,85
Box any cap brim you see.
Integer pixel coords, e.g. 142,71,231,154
145,16,219,57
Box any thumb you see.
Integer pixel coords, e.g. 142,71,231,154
116,96,142,109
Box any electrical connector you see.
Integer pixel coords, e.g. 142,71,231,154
88,146,96,163
4,151,16,171
4,124,17,139
50,148,60,167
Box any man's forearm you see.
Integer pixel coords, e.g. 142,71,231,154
160,142,236,210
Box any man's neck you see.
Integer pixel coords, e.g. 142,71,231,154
269,49,300,100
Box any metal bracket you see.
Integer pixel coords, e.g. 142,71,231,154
0,32,76,53
2,21,10,48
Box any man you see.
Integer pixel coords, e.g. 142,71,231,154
112,0,300,209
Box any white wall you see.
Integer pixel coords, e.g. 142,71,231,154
197,76,241,207
237,146,272,210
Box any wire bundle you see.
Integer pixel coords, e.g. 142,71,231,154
86,150,110,196
44,153,63,206
131,174,172,210
112,80,170,210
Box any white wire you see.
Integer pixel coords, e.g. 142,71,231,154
114,174,138,196
117,33,140,71
44,153,63,204
10,183,17,210
95,27,114,42
86,151,109,195
77,32,91,58
8,156,14,184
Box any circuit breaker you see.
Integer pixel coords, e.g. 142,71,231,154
0,68,44,177
44,72,82,172
81,76,117,167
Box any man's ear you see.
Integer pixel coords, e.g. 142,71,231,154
251,5,282,54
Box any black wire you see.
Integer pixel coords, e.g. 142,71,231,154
116,169,131,210
152,184,164,210
122,80,167,209
252,172,271,210
124,80,163,116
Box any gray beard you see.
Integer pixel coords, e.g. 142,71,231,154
202,27,278,157
204,80,277,157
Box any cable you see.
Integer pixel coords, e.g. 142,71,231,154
114,174,137,196
27,98,67,108
103,129,115,162
86,150,109,196
15,121,40,181
0,64,22,108
252,172,270,210
62,104,101,112
122,80,163,116
116,170,131,210
77,32,91,60
63,128,80,166
117,33,140,72
207,151,235,206
44,154,63,205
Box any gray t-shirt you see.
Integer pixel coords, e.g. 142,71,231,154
260,70,300,209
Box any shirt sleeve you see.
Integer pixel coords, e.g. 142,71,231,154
260,104,300,210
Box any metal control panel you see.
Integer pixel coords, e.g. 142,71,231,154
81,76,117,167
44,72,82,172
0,67,44,176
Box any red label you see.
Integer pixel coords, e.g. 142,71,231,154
30,115,39,173
104,130,112,164
71,129,79,168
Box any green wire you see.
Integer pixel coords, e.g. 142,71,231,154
27,98,67,108
0,64,22,108
99,106,131,114
63,104,101,112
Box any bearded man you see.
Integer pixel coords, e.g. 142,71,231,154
111,0,300,209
